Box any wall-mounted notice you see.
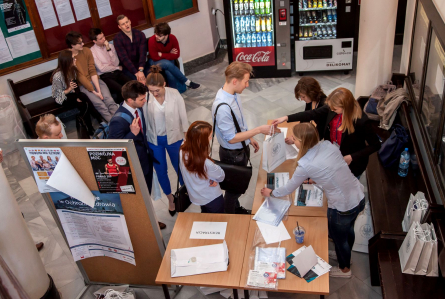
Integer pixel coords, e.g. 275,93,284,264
0,29,12,63
24,147,62,193
54,0,75,26
87,148,135,194
0,0,31,33
95,0,112,18
5,30,39,58
72,0,91,21
35,0,59,30
51,191,136,265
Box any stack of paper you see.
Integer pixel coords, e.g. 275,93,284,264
295,184,323,207
253,197,291,226
171,241,229,277
255,247,286,279
286,245,331,283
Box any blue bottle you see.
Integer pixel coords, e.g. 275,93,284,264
261,31,267,46
333,9,337,22
236,34,241,46
247,32,252,47
251,32,257,47
251,15,256,32
235,16,241,33
240,16,246,33
398,148,410,177
267,32,272,46
241,33,246,47
245,15,251,33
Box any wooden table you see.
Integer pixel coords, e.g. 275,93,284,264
240,216,329,298
252,121,328,217
155,212,251,299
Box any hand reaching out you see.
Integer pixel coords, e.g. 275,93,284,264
271,116,288,126
130,117,141,136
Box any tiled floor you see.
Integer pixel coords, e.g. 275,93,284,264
0,48,400,298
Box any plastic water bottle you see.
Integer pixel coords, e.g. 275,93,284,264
398,148,410,177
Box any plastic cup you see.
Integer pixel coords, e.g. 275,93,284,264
293,226,306,244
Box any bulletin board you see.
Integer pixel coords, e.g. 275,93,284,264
0,0,42,69
16,139,165,287
152,0,194,19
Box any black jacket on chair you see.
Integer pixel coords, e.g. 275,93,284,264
287,105,381,176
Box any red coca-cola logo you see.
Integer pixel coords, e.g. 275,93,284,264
233,46,275,66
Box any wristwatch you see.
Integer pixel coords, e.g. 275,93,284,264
138,68,144,72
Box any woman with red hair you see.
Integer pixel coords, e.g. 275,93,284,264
179,121,225,213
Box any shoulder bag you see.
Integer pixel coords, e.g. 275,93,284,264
173,152,191,212
211,103,253,194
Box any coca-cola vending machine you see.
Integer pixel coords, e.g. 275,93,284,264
224,0,292,78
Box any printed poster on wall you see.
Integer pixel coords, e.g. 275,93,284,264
0,0,31,33
24,147,62,193
87,148,135,194
51,191,136,265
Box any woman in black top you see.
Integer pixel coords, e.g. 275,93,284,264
295,77,327,111
273,87,380,178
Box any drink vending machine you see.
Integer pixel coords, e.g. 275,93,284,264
224,0,292,78
294,0,354,74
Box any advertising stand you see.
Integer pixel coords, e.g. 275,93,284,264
16,139,169,296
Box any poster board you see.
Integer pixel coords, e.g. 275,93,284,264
17,139,165,286
0,0,41,69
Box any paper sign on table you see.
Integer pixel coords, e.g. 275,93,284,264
47,152,96,207
292,245,318,277
256,221,291,244
190,221,227,240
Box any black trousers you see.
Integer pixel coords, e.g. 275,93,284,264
219,146,250,214
64,92,94,132
100,70,132,104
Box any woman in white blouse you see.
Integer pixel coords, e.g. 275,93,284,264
261,123,365,279
144,65,189,216
180,121,225,213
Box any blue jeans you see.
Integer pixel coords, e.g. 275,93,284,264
201,194,225,213
148,136,183,195
328,198,365,269
122,60,151,80
149,59,187,93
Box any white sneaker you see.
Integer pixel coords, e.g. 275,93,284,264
328,250,353,265
329,266,352,278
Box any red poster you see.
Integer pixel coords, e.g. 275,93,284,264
233,46,275,66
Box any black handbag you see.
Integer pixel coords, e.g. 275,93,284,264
211,103,253,194
173,153,191,212
378,124,409,168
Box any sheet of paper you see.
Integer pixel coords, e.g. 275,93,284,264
189,221,227,239
95,0,112,18
0,30,13,64
35,0,59,29
24,147,62,193
5,30,39,58
292,245,318,277
256,221,291,244
54,0,75,26
52,191,135,265
72,0,91,20
47,152,96,207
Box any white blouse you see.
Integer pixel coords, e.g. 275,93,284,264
153,99,167,136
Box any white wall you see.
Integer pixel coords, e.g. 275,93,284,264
0,0,218,100
400,0,417,75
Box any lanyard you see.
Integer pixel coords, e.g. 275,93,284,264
335,115,342,143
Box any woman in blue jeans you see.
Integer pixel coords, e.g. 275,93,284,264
261,123,365,278
143,65,189,216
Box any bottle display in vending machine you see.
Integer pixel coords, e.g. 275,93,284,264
297,0,337,41
232,0,274,48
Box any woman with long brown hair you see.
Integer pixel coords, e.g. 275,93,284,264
261,123,365,278
272,87,380,178
295,77,327,111
51,50,95,135
179,121,225,213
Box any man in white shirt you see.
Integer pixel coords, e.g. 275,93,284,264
90,28,131,104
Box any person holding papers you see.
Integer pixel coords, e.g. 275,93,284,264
179,121,225,214
260,123,365,278
272,87,380,178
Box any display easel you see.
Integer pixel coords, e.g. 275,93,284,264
16,139,166,295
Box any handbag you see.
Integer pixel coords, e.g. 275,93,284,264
173,153,191,212
211,103,253,195
262,126,286,173
401,192,428,232
378,124,409,168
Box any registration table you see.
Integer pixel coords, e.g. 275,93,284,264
252,120,328,216
155,213,329,299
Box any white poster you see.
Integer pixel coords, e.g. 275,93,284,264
5,30,40,58
24,147,62,193
54,0,75,26
51,191,136,265
35,0,59,29
72,0,91,21
0,30,13,64
95,0,112,18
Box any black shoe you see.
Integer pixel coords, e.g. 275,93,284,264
169,209,176,217
235,206,251,214
187,81,200,89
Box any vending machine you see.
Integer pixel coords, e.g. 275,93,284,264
223,0,292,78
294,0,355,74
